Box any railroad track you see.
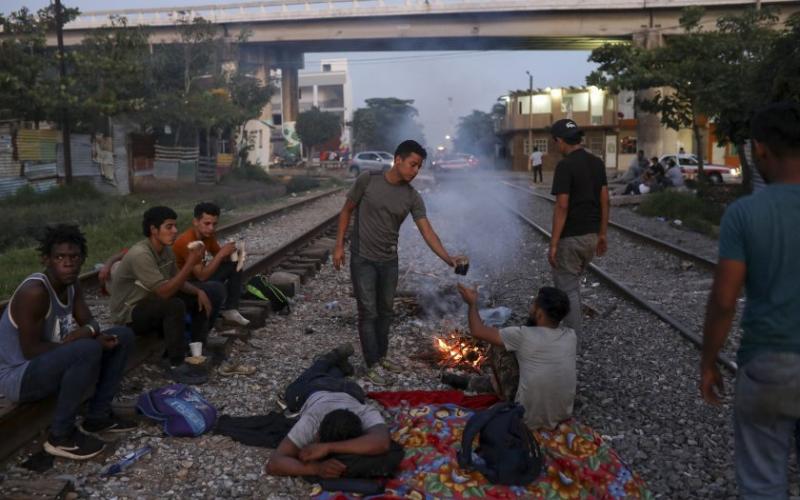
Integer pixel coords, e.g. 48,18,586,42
0,190,345,460
501,181,717,271
0,187,343,309
482,181,737,373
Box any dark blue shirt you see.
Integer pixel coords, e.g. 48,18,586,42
719,184,800,365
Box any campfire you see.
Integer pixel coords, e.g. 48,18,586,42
433,330,487,373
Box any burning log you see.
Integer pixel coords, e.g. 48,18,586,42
433,329,487,374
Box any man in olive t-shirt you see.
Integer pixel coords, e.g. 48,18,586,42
548,119,609,335
109,206,215,385
332,140,467,386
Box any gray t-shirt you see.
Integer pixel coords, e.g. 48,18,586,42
286,391,385,449
500,325,577,429
348,172,427,262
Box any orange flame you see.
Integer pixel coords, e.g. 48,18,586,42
433,332,486,371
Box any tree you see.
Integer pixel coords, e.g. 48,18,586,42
698,8,779,193
70,17,150,129
352,97,425,151
454,110,496,157
295,107,342,160
0,5,78,124
588,7,723,181
139,17,273,155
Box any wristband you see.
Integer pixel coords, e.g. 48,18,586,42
86,320,101,337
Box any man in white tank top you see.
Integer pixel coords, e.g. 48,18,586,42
0,225,136,460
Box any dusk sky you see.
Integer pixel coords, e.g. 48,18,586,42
3,0,599,146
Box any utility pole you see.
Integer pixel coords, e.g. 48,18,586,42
526,71,533,170
54,0,72,184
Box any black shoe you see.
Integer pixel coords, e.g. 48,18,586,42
44,429,105,460
80,414,138,434
441,372,469,390
166,363,208,385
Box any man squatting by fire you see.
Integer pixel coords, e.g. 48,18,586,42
333,140,468,386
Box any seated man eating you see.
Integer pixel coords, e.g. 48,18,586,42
172,202,250,327
266,344,391,479
444,284,577,430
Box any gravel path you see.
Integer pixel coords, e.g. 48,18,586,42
2,174,795,499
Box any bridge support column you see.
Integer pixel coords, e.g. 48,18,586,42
281,66,300,123
632,29,679,157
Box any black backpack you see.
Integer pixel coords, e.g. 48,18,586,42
457,402,543,486
243,274,291,314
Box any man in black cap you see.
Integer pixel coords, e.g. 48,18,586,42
548,119,609,336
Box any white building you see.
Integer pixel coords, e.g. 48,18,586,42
270,58,353,155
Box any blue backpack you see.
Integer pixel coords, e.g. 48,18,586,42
136,384,218,437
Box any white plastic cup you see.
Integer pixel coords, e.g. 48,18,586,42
189,342,202,357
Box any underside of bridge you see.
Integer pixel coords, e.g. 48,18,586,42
50,2,800,155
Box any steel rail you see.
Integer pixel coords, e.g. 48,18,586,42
0,187,343,309
492,195,737,373
502,181,718,271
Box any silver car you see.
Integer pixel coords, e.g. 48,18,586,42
349,151,394,176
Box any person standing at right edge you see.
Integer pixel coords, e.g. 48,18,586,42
700,102,800,500
548,119,609,337
333,140,466,386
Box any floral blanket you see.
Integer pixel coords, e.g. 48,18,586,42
312,402,651,499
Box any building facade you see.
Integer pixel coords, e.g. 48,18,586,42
270,58,353,159
498,87,739,173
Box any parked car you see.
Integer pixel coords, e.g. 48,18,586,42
658,154,741,184
349,151,394,176
431,153,480,173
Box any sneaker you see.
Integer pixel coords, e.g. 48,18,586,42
380,357,403,374
44,429,105,460
80,414,138,434
218,362,256,377
221,309,251,326
364,368,388,386
166,363,208,385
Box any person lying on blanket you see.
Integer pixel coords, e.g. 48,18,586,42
445,284,577,430
266,344,391,479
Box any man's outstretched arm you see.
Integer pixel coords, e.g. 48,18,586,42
415,218,457,267
457,284,503,347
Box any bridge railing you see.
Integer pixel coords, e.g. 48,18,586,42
65,0,773,29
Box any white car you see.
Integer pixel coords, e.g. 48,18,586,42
659,154,741,184
349,151,394,176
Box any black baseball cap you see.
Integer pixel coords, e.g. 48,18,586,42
550,119,583,140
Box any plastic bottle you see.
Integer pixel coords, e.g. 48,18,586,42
324,300,339,311
101,446,152,476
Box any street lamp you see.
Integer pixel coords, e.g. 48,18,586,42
526,71,533,171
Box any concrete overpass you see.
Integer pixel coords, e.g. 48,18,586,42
59,0,800,50
51,0,800,153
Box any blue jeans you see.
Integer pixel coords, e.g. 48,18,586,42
18,326,134,437
734,351,800,499
350,254,398,368
207,260,241,311
283,354,365,412
192,280,227,329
